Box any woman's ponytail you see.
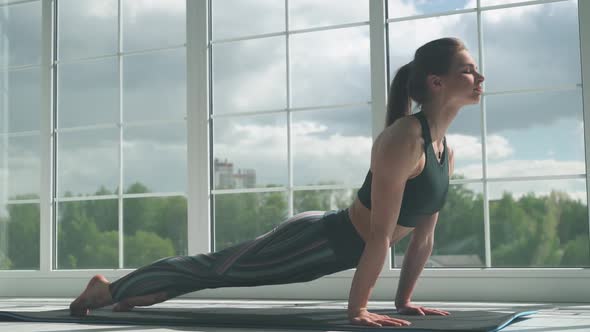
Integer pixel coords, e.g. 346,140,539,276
385,61,414,128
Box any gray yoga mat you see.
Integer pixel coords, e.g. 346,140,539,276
0,306,537,331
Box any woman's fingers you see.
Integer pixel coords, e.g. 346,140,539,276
422,307,450,315
349,309,412,327
351,317,381,327
373,313,411,326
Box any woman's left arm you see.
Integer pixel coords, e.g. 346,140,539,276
394,145,454,315
394,213,450,316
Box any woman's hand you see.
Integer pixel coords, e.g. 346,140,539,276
395,302,450,316
348,308,412,327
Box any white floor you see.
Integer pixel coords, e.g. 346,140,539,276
0,298,589,331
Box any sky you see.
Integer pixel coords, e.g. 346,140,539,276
0,0,585,216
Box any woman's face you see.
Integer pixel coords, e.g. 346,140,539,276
428,50,485,105
447,50,485,104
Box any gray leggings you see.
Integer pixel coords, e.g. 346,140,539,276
109,209,365,302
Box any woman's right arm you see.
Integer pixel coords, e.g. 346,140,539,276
347,118,422,327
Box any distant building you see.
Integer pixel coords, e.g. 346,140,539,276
214,158,256,189
234,168,256,188
214,158,234,189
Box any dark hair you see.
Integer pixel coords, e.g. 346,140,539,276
385,37,466,127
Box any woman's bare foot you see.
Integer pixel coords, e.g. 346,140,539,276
69,275,114,317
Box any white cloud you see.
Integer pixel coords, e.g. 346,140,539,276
388,0,421,18
481,1,543,25
291,27,370,66
289,0,369,29
215,121,371,186
292,121,328,136
448,133,513,160
86,0,184,22
231,61,286,111
123,0,184,23
295,133,372,159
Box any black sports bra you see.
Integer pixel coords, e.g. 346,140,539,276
356,111,449,227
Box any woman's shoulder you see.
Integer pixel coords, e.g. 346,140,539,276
371,114,424,172
376,115,423,152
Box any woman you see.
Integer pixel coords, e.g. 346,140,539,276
69,37,485,328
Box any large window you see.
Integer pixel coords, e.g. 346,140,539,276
0,0,42,270
55,0,187,269
0,0,588,302
211,0,371,251
390,0,587,268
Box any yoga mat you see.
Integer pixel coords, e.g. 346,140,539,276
0,306,537,331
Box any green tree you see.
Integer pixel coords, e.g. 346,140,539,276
215,192,287,250
5,175,590,271
57,199,118,269
125,231,175,267
6,203,40,269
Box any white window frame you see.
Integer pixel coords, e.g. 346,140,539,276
0,0,588,303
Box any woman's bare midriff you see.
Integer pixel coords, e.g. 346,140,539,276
348,198,414,247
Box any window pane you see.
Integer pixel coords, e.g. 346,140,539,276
123,196,187,268
0,1,41,67
294,189,356,214
388,13,478,84
123,122,186,194
122,0,185,52
213,37,286,114
58,58,119,128
0,203,39,270
0,0,32,4
289,0,369,30
214,192,288,251
489,179,589,267
482,0,545,6
123,48,186,122
6,135,39,200
0,135,4,199
292,106,371,187
213,114,287,189
57,199,118,269
482,0,580,92
486,89,584,178
446,104,483,180
393,183,486,268
0,68,41,133
388,0,474,19
58,128,119,197
212,0,284,40
58,0,118,61
291,26,370,108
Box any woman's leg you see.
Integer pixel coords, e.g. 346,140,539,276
70,210,353,315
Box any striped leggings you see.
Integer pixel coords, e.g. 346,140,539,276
109,209,364,302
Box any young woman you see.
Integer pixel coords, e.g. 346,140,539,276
69,37,485,328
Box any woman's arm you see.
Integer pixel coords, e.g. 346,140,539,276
394,213,450,316
347,118,422,327
395,213,436,307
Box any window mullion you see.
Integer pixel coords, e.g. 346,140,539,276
39,0,54,273
578,0,590,261
117,0,124,269
286,0,293,217
369,0,389,272
187,0,211,255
